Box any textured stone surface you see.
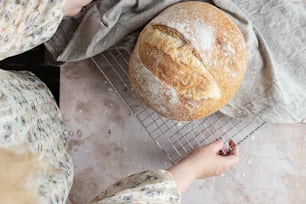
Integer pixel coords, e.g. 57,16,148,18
61,57,306,204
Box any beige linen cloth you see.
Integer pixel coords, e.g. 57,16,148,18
45,0,306,123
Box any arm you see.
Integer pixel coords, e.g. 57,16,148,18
168,139,239,193
90,140,239,203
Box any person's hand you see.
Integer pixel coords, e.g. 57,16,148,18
63,0,93,16
183,139,239,179
168,139,239,193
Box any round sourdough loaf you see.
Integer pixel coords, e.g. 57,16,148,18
128,1,247,121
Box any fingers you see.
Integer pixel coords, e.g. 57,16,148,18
221,140,239,166
179,139,239,179
208,139,224,152
206,139,239,158
215,152,239,176
228,140,239,157
196,139,239,165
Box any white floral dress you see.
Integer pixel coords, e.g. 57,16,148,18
0,0,64,60
0,1,181,203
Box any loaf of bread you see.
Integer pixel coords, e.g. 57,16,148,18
128,2,247,121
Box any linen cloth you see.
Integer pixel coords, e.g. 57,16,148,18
45,0,306,123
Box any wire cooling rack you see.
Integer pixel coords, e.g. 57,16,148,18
91,49,265,163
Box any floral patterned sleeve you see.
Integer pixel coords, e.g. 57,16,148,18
0,69,73,204
89,170,181,204
0,0,65,60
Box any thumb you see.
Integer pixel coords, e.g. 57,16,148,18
208,139,224,152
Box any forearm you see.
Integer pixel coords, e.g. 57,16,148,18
167,162,195,194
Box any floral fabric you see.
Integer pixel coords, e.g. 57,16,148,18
0,69,73,204
0,0,65,60
0,0,181,202
0,69,181,203
90,170,181,204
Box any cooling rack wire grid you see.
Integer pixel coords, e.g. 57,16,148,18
91,49,265,163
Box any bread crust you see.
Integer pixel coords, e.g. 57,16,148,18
129,2,247,121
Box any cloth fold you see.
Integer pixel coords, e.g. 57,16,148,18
45,0,306,123
45,0,182,62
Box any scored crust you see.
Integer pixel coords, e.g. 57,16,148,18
128,2,247,121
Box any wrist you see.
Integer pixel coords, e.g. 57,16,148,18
167,161,196,194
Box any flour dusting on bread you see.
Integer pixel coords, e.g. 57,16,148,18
128,2,247,121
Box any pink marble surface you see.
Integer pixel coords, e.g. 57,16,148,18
60,57,306,204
